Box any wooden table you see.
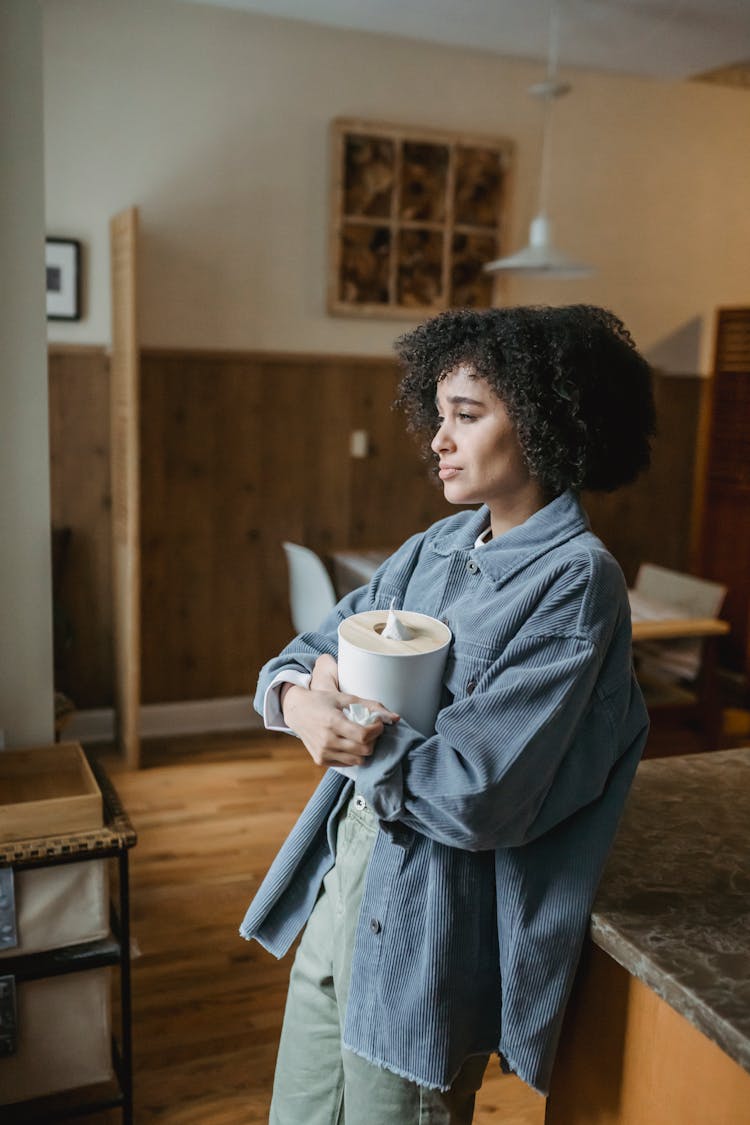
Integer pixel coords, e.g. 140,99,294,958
629,608,729,751
630,616,729,643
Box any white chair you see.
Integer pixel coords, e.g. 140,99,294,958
631,563,727,682
631,563,727,751
282,541,337,635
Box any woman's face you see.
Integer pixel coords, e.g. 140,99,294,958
431,365,543,527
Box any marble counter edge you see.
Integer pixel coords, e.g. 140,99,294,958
590,913,750,1075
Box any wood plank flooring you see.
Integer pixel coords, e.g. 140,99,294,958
74,732,545,1124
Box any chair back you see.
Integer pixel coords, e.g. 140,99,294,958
632,564,727,681
282,542,337,635
633,564,726,619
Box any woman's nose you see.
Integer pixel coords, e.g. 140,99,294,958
431,421,454,454
431,425,447,454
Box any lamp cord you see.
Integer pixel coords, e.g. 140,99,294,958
536,3,563,221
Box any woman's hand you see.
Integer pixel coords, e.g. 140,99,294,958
281,656,399,769
310,653,340,693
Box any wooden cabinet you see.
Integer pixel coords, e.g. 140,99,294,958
695,308,750,678
546,942,750,1125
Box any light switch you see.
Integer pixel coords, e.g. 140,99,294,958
350,430,369,459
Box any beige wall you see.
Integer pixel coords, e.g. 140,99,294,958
43,0,750,372
1,0,55,747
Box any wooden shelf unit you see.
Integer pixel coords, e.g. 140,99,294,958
0,758,137,1123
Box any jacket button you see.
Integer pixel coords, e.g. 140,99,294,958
466,560,479,574
369,917,382,934
466,679,477,694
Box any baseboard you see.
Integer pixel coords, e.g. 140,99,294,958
65,696,263,745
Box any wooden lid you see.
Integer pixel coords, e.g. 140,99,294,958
338,610,451,656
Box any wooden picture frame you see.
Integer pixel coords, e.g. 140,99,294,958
46,238,82,321
328,118,514,319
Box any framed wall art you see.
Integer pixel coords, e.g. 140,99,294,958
46,238,82,321
328,118,514,319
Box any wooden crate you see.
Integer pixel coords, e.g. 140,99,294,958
0,742,102,843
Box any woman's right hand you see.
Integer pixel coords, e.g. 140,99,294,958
281,682,399,769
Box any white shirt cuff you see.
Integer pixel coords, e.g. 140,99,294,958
263,669,312,733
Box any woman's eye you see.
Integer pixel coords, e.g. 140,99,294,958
458,413,477,422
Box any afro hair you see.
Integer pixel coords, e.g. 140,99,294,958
394,305,655,496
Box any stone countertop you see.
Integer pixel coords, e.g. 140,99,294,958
591,747,750,1074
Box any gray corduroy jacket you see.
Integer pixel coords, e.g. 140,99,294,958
239,490,649,1094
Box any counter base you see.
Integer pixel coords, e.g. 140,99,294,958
546,941,750,1125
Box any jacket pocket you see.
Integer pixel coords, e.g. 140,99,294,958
441,643,497,707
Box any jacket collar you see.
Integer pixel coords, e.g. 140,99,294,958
430,490,590,586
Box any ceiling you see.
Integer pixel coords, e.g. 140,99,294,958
178,0,750,82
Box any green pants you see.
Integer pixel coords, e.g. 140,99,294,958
269,794,489,1125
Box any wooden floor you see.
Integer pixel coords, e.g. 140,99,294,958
65,712,748,1125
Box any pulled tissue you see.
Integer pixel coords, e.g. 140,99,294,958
343,703,393,727
381,599,413,641
344,703,380,726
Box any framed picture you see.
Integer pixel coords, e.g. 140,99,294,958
46,238,81,321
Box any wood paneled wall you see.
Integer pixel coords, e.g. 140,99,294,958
48,345,113,707
583,374,708,586
48,348,705,708
137,350,453,703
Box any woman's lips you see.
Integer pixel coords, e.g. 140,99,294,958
438,465,461,480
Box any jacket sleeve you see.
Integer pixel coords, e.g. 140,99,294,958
354,627,633,851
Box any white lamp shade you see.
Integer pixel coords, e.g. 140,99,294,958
484,215,593,278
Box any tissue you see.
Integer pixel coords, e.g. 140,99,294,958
381,600,414,641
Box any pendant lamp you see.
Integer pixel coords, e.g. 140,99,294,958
484,5,593,279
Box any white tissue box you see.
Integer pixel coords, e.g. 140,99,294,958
0,860,109,958
0,968,113,1103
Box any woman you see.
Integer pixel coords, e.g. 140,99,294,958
240,305,655,1124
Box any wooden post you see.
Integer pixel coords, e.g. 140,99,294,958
109,207,140,768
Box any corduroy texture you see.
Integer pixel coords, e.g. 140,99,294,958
240,490,649,1095
270,797,489,1122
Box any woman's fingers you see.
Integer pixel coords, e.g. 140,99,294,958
309,658,400,726
283,681,399,770
285,688,378,768
362,697,400,724
339,694,400,726
304,733,374,768
331,711,380,748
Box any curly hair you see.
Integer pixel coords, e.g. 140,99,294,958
393,305,655,496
